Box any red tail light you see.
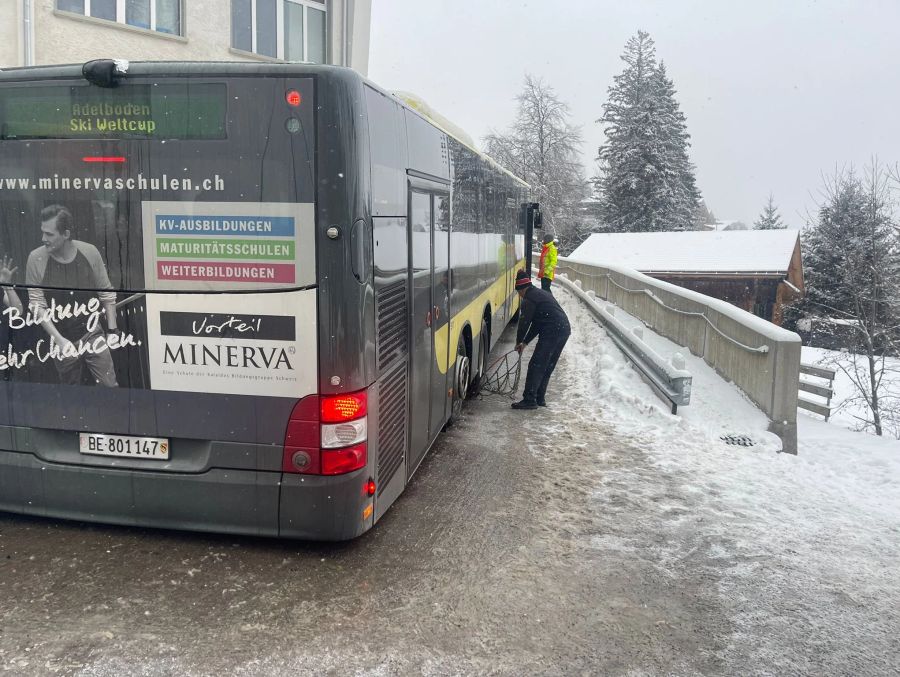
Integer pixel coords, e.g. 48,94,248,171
321,443,367,475
320,391,367,423
283,390,370,476
286,90,302,107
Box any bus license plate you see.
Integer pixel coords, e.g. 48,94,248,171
79,433,170,460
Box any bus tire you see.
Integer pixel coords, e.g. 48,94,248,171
449,332,470,423
470,319,490,397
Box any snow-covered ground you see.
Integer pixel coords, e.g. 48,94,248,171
801,345,900,438
553,285,900,672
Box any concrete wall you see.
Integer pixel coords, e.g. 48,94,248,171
1,0,371,72
33,2,230,66
329,0,370,76
559,258,802,453
0,2,23,68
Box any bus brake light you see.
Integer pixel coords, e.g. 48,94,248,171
286,90,302,107
83,156,126,163
320,391,367,423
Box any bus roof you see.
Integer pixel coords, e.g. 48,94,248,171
387,89,529,189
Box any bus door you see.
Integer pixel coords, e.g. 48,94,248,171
431,193,451,431
408,187,449,474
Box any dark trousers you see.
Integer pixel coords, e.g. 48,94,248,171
541,277,552,291
522,327,570,403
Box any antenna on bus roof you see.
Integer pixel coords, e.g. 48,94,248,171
82,59,129,88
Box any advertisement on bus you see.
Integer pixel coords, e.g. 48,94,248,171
0,76,318,398
0,198,315,395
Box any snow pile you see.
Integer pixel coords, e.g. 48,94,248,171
553,286,900,672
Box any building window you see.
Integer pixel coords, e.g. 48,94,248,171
231,0,327,63
56,0,183,35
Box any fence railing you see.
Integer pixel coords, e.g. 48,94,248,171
798,363,836,421
557,258,803,454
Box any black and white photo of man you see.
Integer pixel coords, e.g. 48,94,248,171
25,205,119,387
0,253,23,365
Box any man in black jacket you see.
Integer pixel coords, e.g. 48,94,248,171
512,270,571,410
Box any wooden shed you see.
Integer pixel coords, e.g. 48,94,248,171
569,230,804,326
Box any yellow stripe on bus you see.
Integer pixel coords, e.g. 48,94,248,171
434,261,525,375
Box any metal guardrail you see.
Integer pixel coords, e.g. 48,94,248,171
558,258,801,454
555,274,692,414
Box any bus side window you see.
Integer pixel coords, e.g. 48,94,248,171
405,110,449,182
365,87,407,217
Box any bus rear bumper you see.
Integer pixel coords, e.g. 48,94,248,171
278,469,373,541
0,449,368,540
0,449,282,536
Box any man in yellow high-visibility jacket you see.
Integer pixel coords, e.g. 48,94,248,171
537,233,558,291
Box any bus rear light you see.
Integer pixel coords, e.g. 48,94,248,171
321,443,367,476
283,393,369,475
83,156,126,163
286,90,302,107
321,417,367,449
320,391,367,423
366,479,376,496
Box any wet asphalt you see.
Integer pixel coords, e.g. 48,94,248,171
1,321,893,676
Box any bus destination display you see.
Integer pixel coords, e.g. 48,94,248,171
0,83,227,140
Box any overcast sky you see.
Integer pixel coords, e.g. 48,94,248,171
369,0,900,228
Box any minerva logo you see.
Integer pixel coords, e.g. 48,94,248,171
159,311,296,370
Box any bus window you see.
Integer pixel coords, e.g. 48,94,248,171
365,87,407,217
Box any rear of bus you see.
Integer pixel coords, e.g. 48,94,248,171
0,62,376,540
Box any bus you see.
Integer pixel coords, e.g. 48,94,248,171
0,61,531,540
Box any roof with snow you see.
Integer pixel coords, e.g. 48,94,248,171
568,230,800,274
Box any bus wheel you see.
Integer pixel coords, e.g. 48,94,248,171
470,319,490,396
450,333,470,422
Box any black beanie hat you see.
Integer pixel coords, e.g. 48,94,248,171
515,270,532,290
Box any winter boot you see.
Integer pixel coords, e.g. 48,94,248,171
511,399,538,410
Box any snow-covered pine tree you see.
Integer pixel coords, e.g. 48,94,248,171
650,61,701,230
596,31,701,232
484,74,586,251
754,194,787,229
795,164,900,436
692,199,716,230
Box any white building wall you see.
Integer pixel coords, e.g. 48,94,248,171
328,0,370,76
34,0,249,65
1,0,371,72
0,2,23,68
